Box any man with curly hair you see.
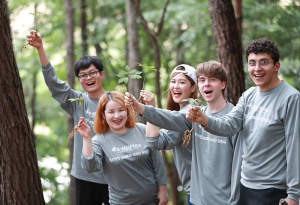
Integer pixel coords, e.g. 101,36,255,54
186,38,300,205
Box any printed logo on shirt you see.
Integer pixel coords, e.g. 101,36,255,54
247,103,269,113
244,114,272,123
109,150,149,162
195,133,226,144
86,109,96,117
111,144,141,153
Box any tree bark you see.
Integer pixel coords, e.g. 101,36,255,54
175,25,184,65
31,71,37,141
125,0,143,99
0,1,45,204
208,0,245,105
233,0,242,42
64,0,76,204
80,0,88,56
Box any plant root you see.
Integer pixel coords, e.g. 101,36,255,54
20,43,29,52
66,123,82,145
182,127,194,148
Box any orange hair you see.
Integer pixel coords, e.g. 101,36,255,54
94,91,136,133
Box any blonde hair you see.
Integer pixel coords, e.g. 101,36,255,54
94,91,135,133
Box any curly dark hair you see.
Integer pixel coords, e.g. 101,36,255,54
245,38,280,64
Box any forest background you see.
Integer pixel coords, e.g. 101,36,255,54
3,0,300,204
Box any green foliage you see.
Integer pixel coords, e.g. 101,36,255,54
69,96,83,117
182,98,202,106
117,65,142,86
136,62,156,72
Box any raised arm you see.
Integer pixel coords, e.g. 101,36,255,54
76,117,93,157
141,90,160,138
27,30,49,66
78,117,104,173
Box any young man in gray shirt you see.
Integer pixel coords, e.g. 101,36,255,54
187,38,300,205
27,30,109,205
125,61,243,205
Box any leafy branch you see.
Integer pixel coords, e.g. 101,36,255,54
117,65,142,90
21,12,44,52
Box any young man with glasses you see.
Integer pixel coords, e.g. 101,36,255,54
26,30,109,205
186,38,300,205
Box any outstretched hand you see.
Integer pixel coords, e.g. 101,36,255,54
186,104,202,124
140,90,156,107
76,117,92,139
26,30,43,49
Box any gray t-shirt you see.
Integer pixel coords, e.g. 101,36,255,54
205,80,300,203
146,103,192,194
81,123,167,205
42,62,106,184
142,102,243,205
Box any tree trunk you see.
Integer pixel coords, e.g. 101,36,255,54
233,0,242,42
80,0,88,56
64,0,76,204
0,1,45,204
31,71,37,141
125,0,143,99
208,0,245,105
175,25,184,65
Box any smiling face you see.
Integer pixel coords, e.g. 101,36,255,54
197,75,226,104
169,73,196,108
247,53,281,90
102,100,128,133
77,64,105,98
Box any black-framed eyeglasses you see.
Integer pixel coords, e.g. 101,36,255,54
248,60,274,68
78,71,100,80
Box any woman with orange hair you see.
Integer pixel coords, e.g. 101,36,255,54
77,91,168,205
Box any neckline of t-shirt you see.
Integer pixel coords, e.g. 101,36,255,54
205,101,231,117
258,80,284,96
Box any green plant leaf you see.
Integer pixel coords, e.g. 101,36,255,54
123,78,128,84
132,70,143,75
182,98,202,106
136,62,156,71
116,71,128,78
118,77,128,84
130,74,142,79
125,65,131,72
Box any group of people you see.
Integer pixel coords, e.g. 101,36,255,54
26,29,299,205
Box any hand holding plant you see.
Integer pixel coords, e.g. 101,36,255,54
139,90,155,107
25,30,43,50
76,117,91,139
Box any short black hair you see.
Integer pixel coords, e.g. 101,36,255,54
74,55,104,77
245,38,280,64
